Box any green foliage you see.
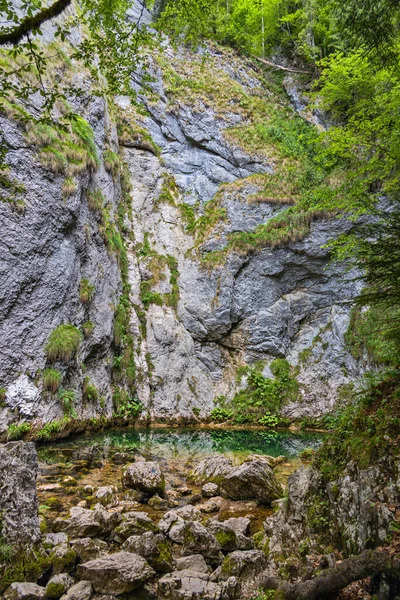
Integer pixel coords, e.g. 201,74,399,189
87,188,105,212
83,378,99,403
35,418,70,442
314,371,400,480
0,387,6,405
43,368,62,393
58,389,77,417
82,320,94,337
211,361,298,425
104,147,120,179
45,324,82,363
0,541,12,563
112,387,143,419
6,422,31,441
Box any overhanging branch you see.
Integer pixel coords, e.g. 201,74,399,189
0,0,71,46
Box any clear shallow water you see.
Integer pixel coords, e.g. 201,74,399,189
37,427,324,465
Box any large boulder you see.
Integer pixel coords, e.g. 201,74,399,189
187,457,233,486
59,581,92,600
113,511,158,543
175,555,209,574
220,550,267,580
3,583,46,600
220,459,283,505
182,521,222,563
76,551,155,594
122,462,165,497
157,570,241,600
0,442,41,549
207,521,254,553
70,538,108,563
54,507,104,538
122,532,174,573
159,507,201,544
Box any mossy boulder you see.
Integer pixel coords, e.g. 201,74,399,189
122,532,174,573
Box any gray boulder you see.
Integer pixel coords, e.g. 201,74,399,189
159,506,201,544
43,533,69,550
157,570,241,600
113,511,158,543
122,462,165,497
207,521,254,553
202,483,220,498
175,555,209,574
122,531,174,573
220,550,267,580
187,457,233,486
220,459,283,504
222,518,250,536
93,487,117,507
182,521,222,563
59,581,92,600
55,508,103,539
76,551,155,594
70,538,108,563
3,583,46,600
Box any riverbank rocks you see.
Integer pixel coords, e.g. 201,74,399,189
76,551,155,594
157,570,241,600
122,462,165,498
0,442,41,549
159,506,202,543
122,532,174,573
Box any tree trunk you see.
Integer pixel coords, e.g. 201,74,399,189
260,550,400,600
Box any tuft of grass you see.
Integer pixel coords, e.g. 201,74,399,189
104,147,120,179
82,320,94,337
0,387,6,406
36,418,70,442
43,369,62,393
87,188,105,212
79,278,95,304
45,324,82,363
62,176,77,197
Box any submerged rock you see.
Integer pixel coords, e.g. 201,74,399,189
76,551,155,594
122,462,165,497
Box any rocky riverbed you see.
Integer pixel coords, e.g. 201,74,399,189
0,430,322,599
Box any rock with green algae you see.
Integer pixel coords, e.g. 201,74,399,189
182,521,222,564
45,574,74,599
122,531,174,573
76,551,155,594
207,521,254,553
219,550,267,580
49,544,76,575
112,511,158,543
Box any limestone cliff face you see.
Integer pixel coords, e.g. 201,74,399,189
0,2,365,430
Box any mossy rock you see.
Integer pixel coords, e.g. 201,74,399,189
0,546,51,594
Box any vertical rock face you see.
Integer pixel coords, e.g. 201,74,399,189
0,1,365,428
118,35,365,422
0,442,41,549
0,63,122,432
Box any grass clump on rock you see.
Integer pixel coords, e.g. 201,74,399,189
45,325,82,363
6,422,31,441
43,368,62,393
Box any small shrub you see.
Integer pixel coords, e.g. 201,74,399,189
45,324,82,363
299,447,315,462
113,387,142,419
7,422,31,441
43,369,62,393
0,541,13,563
58,389,77,417
83,377,99,403
79,278,95,304
258,413,279,428
210,407,234,422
